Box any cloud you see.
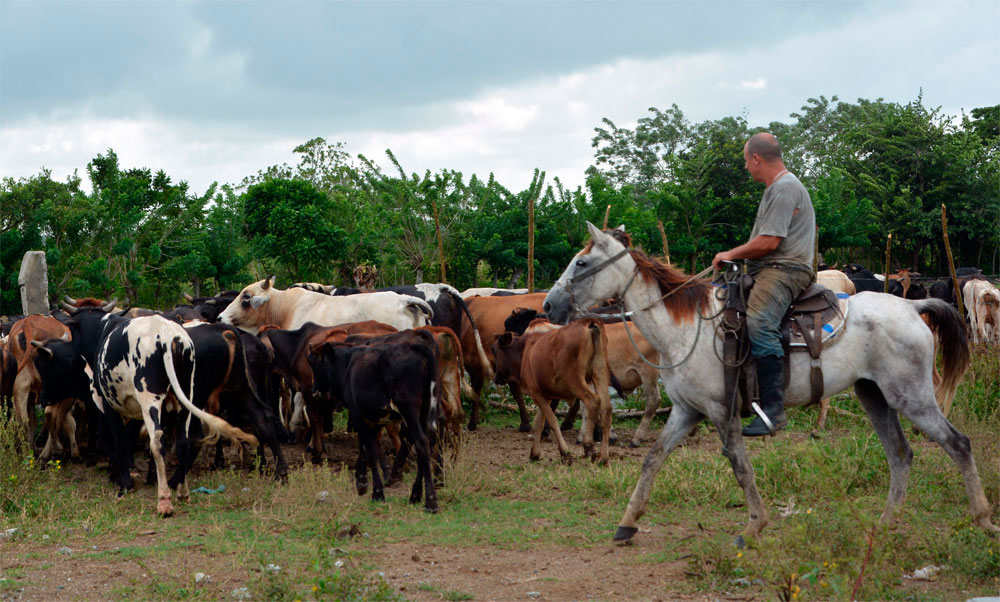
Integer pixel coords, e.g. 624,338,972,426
1,0,996,197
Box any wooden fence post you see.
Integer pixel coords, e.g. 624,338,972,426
602,205,611,229
657,220,670,264
941,204,964,320
884,233,892,294
432,201,446,283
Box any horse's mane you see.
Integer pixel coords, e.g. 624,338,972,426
586,229,712,323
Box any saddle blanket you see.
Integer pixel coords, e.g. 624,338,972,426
787,292,850,349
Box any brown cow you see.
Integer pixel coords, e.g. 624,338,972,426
6,315,74,456
460,293,546,431
492,318,613,463
512,313,663,448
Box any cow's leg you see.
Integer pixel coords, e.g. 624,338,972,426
561,399,581,431
140,402,174,517
12,370,35,447
466,365,485,431
306,395,325,464
359,425,385,502
811,397,831,437
168,410,195,501
389,435,411,486
61,401,81,460
615,402,703,543
354,439,369,496
580,396,598,460
244,397,289,481
399,402,438,513
40,403,63,461
533,394,572,462
107,413,139,495
509,383,532,433
630,382,662,448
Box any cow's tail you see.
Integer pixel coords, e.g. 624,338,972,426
454,291,494,382
586,320,611,402
164,336,259,447
914,298,970,415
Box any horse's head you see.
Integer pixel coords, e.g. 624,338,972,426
544,222,632,325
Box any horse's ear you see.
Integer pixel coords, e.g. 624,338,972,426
615,224,626,232
585,221,607,246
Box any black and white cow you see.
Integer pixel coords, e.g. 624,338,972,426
55,307,258,516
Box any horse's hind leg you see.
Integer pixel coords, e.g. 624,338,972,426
885,381,998,533
854,379,913,526
614,402,703,543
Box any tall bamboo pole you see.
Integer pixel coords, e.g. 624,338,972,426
941,204,964,320
432,201,446,282
884,233,892,294
657,220,670,264
527,194,535,294
602,205,611,229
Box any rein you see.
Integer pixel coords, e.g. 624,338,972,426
565,246,715,370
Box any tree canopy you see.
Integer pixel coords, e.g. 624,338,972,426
2,95,997,314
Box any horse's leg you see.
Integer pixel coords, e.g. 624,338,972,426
854,380,912,527
614,402,703,542
887,381,998,533
715,412,768,545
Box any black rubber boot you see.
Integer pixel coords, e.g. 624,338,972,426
743,355,788,437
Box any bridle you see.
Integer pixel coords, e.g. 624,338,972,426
561,245,715,370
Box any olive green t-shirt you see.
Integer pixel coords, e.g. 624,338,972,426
748,173,815,271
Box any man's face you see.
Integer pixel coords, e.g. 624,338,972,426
743,144,763,183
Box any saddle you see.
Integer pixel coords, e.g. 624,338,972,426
721,273,847,421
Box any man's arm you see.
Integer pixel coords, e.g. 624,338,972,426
712,235,782,270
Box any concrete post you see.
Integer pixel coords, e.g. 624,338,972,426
18,251,50,315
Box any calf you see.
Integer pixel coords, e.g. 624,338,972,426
260,320,399,463
964,280,1000,345
310,338,441,512
505,310,663,448
492,318,612,463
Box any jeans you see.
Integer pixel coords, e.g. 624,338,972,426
746,267,814,359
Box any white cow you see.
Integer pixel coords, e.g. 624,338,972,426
219,277,433,334
963,280,1000,345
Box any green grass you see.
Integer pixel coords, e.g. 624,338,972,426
1,348,998,600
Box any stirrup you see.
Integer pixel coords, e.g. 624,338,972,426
750,402,775,435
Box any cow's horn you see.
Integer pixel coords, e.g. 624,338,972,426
263,275,275,290
61,301,79,315
183,292,194,302
64,295,78,305
205,299,216,305
102,298,118,312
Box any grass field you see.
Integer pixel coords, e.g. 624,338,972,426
1,346,998,601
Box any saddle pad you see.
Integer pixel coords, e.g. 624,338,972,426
787,292,850,349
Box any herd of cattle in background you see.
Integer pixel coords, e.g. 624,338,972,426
0,260,998,516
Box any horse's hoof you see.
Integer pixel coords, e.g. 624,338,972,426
734,535,747,549
518,423,532,433
613,526,638,543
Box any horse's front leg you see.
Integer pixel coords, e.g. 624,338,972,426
716,412,768,547
614,402,703,542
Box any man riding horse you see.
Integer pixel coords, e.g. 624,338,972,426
712,133,816,436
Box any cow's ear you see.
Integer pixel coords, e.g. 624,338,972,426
498,332,514,347
615,224,626,232
250,295,267,309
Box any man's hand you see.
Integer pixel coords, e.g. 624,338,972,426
712,251,733,270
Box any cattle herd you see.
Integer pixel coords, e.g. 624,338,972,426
0,262,997,517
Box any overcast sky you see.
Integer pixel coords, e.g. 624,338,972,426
2,0,998,196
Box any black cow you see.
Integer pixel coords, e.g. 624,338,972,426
844,263,885,293
310,338,441,513
163,291,240,323
182,323,289,480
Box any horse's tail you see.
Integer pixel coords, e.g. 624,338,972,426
914,298,969,416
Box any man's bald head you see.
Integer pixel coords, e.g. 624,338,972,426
745,133,783,163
